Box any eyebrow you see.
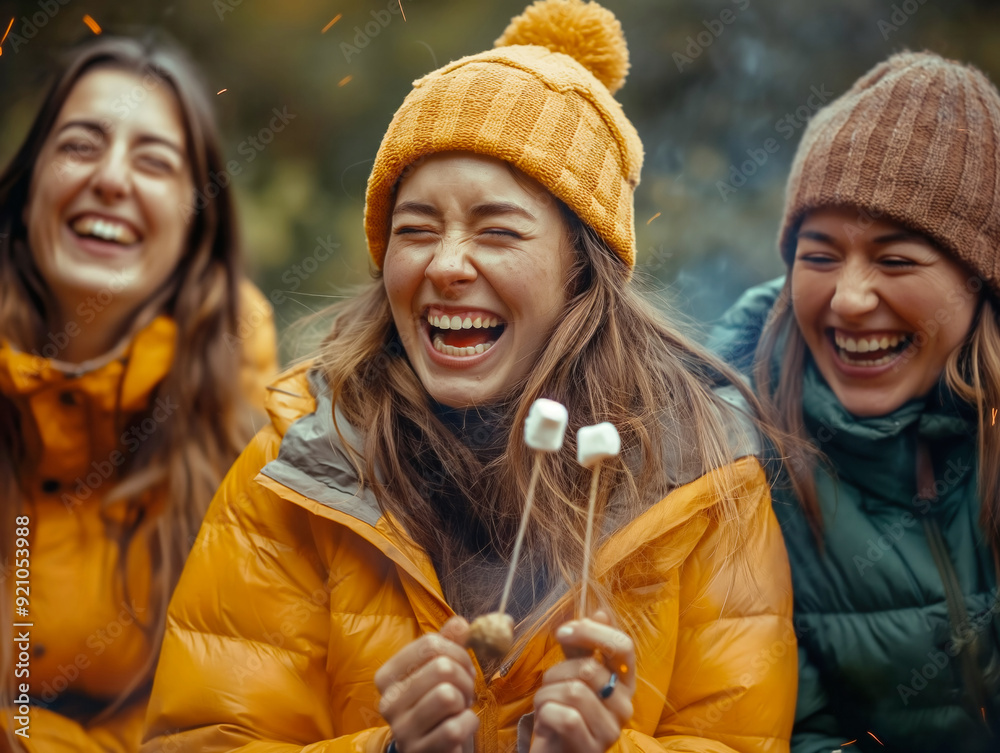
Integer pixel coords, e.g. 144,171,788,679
871,230,924,244
392,201,440,218
469,202,535,222
392,201,536,222
57,119,185,157
798,228,929,248
796,229,835,243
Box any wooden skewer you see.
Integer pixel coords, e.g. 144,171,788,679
499,453,543,615
467,399,567,666
579,460,602,618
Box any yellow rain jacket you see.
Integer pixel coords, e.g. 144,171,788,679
0,281,278,753
142,362,795,753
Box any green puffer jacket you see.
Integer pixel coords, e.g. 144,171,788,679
708,277,1000,753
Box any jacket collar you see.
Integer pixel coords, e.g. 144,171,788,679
0,317,177,484
0,316,177,411
801,360,976,505
257,367,760,616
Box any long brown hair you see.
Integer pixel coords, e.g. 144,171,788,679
313,197,783,653
754,274,1000,554
0,35,254,730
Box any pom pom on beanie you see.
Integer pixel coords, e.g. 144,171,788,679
495,0,629,94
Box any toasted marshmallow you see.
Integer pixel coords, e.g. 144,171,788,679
524,398,568,452
577,422,621,468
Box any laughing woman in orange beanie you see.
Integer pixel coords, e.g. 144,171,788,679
142,2,795,752
0,37,277,751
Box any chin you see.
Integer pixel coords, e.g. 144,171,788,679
833,389,907,419
423,379,502,410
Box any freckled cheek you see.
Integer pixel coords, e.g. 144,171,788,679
382,257,422,323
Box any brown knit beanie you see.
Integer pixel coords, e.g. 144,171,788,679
364,0,643,270
779,51,1000,299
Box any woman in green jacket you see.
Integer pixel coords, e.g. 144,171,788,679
710,52,1000,753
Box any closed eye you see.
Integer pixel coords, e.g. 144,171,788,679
482,228,522,239
796,252,837,264
392,226,437,240
137,155,174,173
61,141,98,157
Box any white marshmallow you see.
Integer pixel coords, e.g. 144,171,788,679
577,422,621,467
524,398,569,452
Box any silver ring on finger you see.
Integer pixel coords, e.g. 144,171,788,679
598,672,617,700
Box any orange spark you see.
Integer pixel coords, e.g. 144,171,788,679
840,742,857,748
321,14,342,33
0,18,14,57
867,731,884,746
338,75,352,87
646,212,661,225
992,408,997,426
217,88,228,95
398,0,406,21
82,14,102,34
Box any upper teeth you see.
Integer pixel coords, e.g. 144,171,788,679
72,216,137,244
835,333,902,353
429,314,500,330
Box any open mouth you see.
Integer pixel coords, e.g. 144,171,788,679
830,330,912,367
426,310,507,358
69,214,142,247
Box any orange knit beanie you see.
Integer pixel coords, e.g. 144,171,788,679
364,0,643,270
780,51,1000,298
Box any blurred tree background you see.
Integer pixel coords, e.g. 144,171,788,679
3,0,999,363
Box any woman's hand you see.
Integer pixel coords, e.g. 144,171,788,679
531,610,636,753
375,616,480,753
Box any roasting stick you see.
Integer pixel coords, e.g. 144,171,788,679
576,423,621,618
498,454,541,615
466,398,569,666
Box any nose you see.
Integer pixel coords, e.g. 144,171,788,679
90,144,131,203
830,260,879,319
424,235,477,294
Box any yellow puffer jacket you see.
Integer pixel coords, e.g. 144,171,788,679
0,281,278,753
142,364,796,753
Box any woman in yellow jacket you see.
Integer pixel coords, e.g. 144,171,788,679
143,2,795,752
0,36,277,751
